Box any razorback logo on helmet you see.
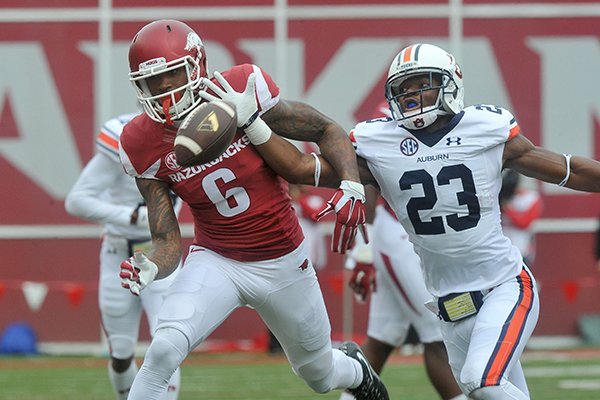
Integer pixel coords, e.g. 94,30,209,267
185,32,203,52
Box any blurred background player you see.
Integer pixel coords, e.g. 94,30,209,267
341,101,465,400
65,113,182,400
499,169,542,269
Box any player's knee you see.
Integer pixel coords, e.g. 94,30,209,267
296,351,335,393
111,355,134,373
109,334,136,360
144,327,190,373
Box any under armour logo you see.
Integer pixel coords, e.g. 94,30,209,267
446,137,462,146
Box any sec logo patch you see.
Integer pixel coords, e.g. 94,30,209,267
400,137,418,156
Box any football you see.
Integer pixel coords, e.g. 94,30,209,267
174,100,237,167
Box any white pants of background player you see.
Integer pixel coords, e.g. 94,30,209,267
340,205,446,400
367,205,443,346
127,239,365,400
100,235,180,399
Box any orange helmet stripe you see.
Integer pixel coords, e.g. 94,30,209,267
402,45,415,63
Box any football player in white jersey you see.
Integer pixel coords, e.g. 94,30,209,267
252,43,600,400
341,103,465,400
65,113,182,400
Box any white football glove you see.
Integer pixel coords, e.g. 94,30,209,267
120,251,158,296
199,71,258,128
199,72,272,145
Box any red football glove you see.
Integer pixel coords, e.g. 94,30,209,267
314,180,367,254
344,225,375,302
120,251,158,296
349,262,377,303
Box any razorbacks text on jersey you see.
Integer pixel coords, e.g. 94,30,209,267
119,64,304,261
351,104,523,297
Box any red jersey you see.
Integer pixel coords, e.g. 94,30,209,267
120,64,304,261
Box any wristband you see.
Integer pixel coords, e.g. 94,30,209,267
240,110,259,130
558,153,572,187
244,117,272,145
311,152,321,187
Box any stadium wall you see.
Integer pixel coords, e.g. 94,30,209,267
1,0,600,348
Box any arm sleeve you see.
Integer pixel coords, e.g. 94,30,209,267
65,153,137,226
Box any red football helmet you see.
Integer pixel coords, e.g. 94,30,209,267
128,19,208,124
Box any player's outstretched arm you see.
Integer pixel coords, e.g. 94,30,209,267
131,178,182,280
253,130,340,187
262,99,361,183
65,153,148,227
504,133,600,192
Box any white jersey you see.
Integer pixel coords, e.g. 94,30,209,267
66,113,150,239
352,105,523,297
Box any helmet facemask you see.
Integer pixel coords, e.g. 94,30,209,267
386,70,458,130
130,55,203,125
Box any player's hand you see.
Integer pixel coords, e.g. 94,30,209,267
344,227,375,302
130,205,149,228
349,262,377,303
314,180,367,254
199,71,258,128
120,251,158,296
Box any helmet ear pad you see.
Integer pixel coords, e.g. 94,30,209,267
440,75,464,114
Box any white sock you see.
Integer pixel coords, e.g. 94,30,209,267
339,390,356,400
108,361,138,400
449,395,468,400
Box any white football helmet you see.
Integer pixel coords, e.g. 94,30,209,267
128,19,208,124
385,43,464,130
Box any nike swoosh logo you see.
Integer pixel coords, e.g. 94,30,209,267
190,248,205,253
355,351,373,380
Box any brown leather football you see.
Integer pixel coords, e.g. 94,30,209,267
174,100,237,167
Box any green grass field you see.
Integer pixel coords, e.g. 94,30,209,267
1,349,600,399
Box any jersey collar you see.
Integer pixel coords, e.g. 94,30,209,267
407,111,465,147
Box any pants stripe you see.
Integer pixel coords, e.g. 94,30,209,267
380,252,421,315
481,267,535,386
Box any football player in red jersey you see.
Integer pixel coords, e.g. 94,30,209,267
118,19,387,400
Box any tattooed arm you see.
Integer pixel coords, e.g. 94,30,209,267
261,99,360,182
135,178,182,279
